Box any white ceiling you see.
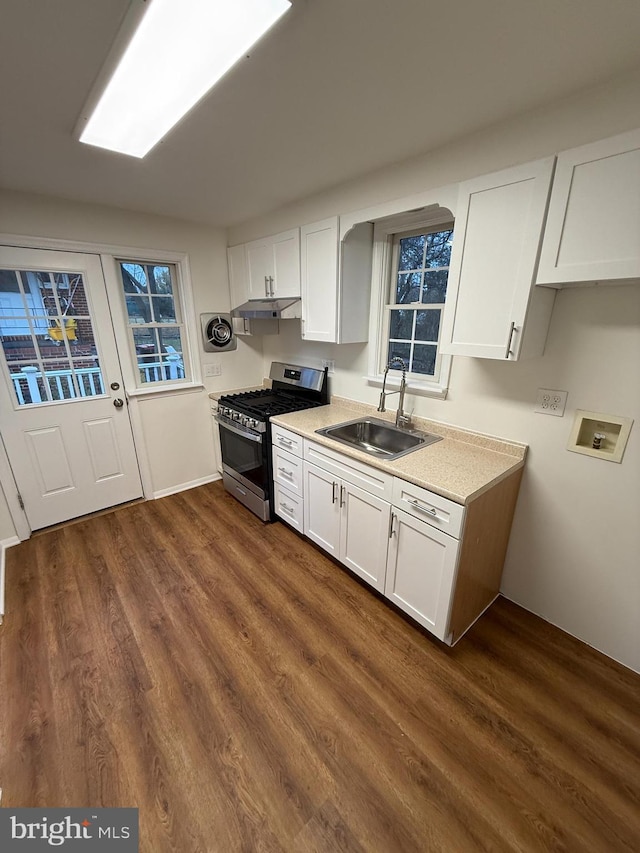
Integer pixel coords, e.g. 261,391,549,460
2,0,640,228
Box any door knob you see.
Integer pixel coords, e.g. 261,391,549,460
110,381,120,390
113,398,124,408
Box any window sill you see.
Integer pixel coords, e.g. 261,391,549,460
126,382,205,400
365,375,449,400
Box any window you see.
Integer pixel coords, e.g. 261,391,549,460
116,260,190,387
368,209,454,398
385,226,453,380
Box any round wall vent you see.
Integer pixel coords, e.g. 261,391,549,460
200,313,237,352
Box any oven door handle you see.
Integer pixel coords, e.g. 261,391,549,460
215,416,263,443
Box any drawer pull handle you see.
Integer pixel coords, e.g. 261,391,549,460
281,502,294,515
278,437,293,446
278,467,293,478
408,498,438,517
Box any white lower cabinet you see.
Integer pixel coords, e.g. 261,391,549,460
385,507,459,641
273,434,522,645
304,460,390,592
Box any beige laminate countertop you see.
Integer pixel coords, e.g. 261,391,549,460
270,398,527,506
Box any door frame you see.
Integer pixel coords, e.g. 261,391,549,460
0,232,200,540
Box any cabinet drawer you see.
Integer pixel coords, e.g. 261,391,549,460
304,439,393,500
274,484,303,532
392,478,465,539
272,446,303,497
271,425,303,456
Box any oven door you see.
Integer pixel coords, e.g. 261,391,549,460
216,417,268,498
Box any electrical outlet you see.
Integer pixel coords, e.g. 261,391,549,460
322,359,335,374
535,388,567,416
204,363,222,378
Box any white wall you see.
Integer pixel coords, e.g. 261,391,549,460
0,190,265,535
227,68,640,672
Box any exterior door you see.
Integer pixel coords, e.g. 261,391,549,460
0,246,142,530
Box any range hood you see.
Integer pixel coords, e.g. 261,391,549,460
231,297,301,320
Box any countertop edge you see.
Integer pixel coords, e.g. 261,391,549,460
270,403,527,506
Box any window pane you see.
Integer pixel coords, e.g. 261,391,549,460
389,309,414,341
133,327,159,355
149,265,173,295
121,263,149,293
158,327,183,354
425,229,453,268
422,269,448,304
151,295,177,323
397,235,426,271
411,344,437,376
387,342,410,369
415,309,441,343
395,272,421,304
125,294,152,324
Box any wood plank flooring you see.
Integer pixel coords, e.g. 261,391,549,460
1,481,639,852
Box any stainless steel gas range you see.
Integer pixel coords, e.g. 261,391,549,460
215,362,328,521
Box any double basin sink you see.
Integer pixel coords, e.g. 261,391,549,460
315,417,442,461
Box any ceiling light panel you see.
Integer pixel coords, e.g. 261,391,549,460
80,0,291,158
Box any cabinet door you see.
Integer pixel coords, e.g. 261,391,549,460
385,508,459,641
303,462,340,557
271,228,301,298
301,217,339,341
246,238,272,299
440,158,555,360
537,129,640,285
340,482,390,593
227,244,249,308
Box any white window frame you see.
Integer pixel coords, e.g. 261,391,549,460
116,258,190,391
102,251,202,399
367,209,454,399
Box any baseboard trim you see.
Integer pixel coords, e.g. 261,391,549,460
499,593,640,677
152,473,220,501
0,536,20,620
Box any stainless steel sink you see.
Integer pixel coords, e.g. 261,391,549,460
315,417,442,460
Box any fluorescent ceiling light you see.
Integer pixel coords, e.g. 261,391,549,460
79,0,291,158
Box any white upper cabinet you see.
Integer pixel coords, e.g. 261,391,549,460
247,228,300,300
301,217,373,343
537,129,640,286
227,243,249,307
440,157,556,360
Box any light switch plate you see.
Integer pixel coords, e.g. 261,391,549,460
204,363,221,377
535,388,567,416
322,359,335,374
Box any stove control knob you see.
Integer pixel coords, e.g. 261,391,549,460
249,419,258,430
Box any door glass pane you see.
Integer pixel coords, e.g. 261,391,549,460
0,268,105,406
8,363,48,405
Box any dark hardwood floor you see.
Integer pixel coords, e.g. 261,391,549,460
1,481,639,852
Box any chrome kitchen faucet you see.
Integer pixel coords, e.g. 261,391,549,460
378,357,412,428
